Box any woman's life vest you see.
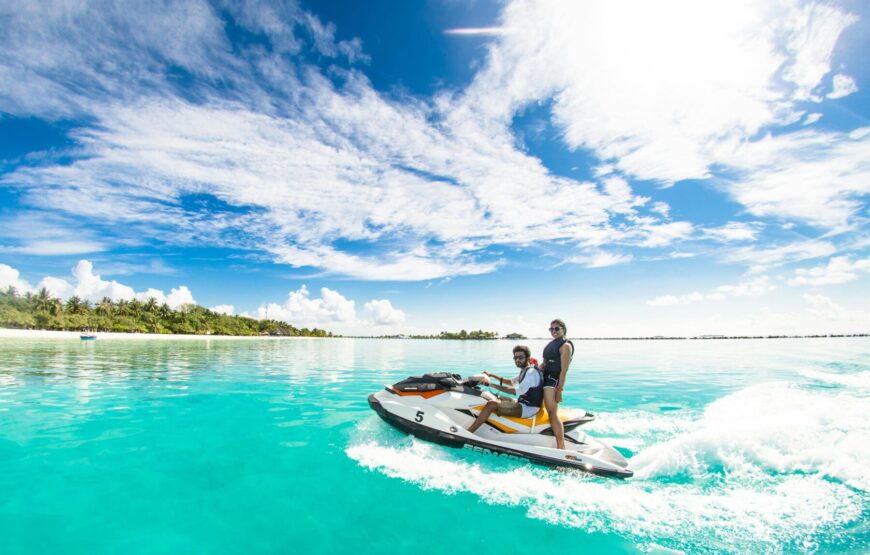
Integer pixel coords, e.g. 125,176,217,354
542,337,574,377
516,365,544,408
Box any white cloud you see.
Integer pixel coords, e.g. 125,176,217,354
646,295,679,307
444,27,512,36
649,202,671,218
703,222,762,242
636,221,694,248
717,127,870,229
725,239,837,273
256,285,356,327
782,4,857,100
0,0,698,281
803,293,846,319
364,299,406,325
788,256,870,286
65,260,137,302
166,286,196,308
254,285,408,331
0,213,108,256
1,260,196,308
567,251,632,268
826,73,858,99
0,264,35,294
453,0,865,236
135,288,167,303
801,112,823,125
460,0,856,185
713,275,776,297
647,276,775,306
0,241,106,256
211,304,235,316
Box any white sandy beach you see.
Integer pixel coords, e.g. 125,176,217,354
0,328,284,341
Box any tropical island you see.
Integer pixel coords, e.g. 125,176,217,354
363,330,506,339
0,287,333,337
409,329,500,339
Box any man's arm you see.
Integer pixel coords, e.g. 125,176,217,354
482,374,517,395
488,381,517,395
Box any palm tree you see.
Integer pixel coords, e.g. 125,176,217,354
4,286,17,297
48,298,63,317
66,296,83,314
97,297,114,317
128,299,144,319
116,299,130,317
144,297,158,314
34,288,52,312
158,303,171,319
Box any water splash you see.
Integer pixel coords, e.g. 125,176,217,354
631,381,870,492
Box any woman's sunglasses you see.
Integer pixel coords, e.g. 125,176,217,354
549,326,561,332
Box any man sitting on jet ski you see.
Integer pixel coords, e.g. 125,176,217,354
466,345,544,433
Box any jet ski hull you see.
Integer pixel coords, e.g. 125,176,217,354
368,393,465,448
368,391,633,478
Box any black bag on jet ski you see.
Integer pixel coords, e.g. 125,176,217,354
392,372,461,392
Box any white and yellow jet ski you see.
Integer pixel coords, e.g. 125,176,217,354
368,372,633,478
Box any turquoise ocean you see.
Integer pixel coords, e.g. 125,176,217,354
1,336,868,554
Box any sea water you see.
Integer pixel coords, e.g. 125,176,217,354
0,337,867,554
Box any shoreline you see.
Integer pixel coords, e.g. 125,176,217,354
2,328,867,342
0,328,293,341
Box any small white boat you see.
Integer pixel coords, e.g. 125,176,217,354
80,332,97,341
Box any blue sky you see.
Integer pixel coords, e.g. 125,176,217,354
1,0,868,336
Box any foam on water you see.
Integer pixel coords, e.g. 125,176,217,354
348,378,869,552
631,381,870,491
797,368,870,390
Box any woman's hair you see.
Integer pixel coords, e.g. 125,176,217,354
551,318,567,334
512,345,531,359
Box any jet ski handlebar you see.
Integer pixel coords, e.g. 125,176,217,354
462,373,489,387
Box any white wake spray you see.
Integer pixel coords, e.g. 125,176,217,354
630,380,870,492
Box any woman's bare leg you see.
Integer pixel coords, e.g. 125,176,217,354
543,388,565,449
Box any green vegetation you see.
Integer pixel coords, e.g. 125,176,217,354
503,332,526,339
0,287,333,337
408,329,499,340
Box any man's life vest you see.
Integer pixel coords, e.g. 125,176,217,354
517,365,544,408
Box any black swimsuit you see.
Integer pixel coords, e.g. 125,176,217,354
542,338,573,388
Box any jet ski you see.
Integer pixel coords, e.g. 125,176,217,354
368,372,633,478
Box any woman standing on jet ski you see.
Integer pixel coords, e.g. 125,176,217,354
540,318,574,450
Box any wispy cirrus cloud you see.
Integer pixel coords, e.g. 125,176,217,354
0,213,107,255
717,127,870,230
827,74,858,99
724,239,838,273
647,275,776,306
788,256,870,286
1,0,691,281
0,0,864,284
458,0,856,183
565,251,632,269
455,0,865,236
702,222,763,243
444,27,512,36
